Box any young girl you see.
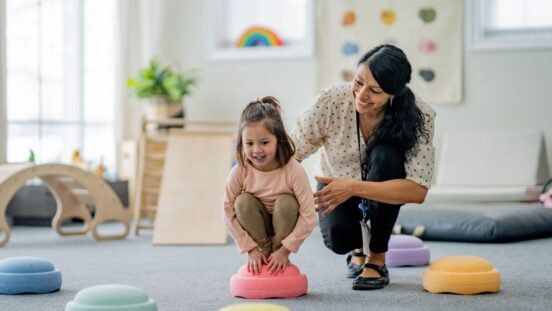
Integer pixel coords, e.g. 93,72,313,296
223,96,317,275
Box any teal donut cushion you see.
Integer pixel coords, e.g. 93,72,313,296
65,284,157,311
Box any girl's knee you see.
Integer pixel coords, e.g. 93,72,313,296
234,193,258,214
273,195,299,215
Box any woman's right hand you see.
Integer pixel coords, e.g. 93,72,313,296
314,176,355,217
247,248,268,274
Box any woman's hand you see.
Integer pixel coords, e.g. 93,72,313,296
247,248,267,275
267,246,290,275
314,176,355,217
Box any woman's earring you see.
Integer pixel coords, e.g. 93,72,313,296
389,96,395,106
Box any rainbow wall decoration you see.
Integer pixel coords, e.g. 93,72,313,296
236,26,283,48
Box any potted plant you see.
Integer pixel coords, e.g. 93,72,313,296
127,58,196,120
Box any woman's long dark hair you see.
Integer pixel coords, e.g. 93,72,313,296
357,44,429,167
236,96,296,168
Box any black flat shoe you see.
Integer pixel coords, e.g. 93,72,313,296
346,251,366,279
352,263,390,290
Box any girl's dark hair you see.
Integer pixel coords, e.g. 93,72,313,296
357,44,429,166
236,96,296,168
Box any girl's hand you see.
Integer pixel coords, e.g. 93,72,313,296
267,246,290,275
314,176,354,217
247,248,267,275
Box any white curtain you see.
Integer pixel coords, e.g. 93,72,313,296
0,0,6,162
116,0,162,142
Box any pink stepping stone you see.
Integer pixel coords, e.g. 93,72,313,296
230,263,308,299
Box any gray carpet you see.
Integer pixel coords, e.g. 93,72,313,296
2,224,552,311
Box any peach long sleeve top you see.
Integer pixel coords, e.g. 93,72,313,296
223,158,317,254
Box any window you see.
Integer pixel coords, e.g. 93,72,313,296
6,0,117,175
206,0,314,60
469,0,552,50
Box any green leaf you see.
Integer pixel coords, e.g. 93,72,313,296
127,57,196,102
127,78,137,88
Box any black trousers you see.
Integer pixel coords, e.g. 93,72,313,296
318,144,406,254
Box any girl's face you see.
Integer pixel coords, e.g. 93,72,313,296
351,64,392,116
241,121,279,171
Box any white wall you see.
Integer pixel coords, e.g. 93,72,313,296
0,0,6,162
130,0,552,182
153,0,317,129
434,48,552,176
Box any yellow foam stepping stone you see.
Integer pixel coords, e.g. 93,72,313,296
423,256,500,295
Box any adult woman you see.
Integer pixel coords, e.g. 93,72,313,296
292,44,435,290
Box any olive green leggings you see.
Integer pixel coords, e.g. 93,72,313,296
234,193,299,254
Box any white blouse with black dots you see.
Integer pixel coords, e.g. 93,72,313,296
292,82,436,189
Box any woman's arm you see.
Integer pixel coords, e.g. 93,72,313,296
314,176,427,217
353,178,428,205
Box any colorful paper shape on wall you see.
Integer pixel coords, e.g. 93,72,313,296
380,9,397,25
419,39,438,54
342,11,356,26
418,68,436,82
419,8,437,23
236,26,284,48
342,42,360,56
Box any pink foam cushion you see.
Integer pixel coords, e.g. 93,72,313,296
387,235,430,267
230,263,307,299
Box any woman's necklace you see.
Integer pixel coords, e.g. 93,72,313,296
359,114,381,142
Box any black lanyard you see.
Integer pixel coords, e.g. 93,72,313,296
356,112,369,222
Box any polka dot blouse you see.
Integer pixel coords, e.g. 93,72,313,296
292,82,436,189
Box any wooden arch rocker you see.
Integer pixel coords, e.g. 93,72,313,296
0,163,131,246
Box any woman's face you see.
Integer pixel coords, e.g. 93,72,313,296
351,64,391,116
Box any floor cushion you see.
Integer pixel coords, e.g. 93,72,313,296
396,203,552,242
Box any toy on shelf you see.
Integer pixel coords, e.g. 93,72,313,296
27,149,36,164
94,157,106,179
71,149,84,166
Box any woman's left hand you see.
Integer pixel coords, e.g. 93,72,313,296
314,176,355,217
